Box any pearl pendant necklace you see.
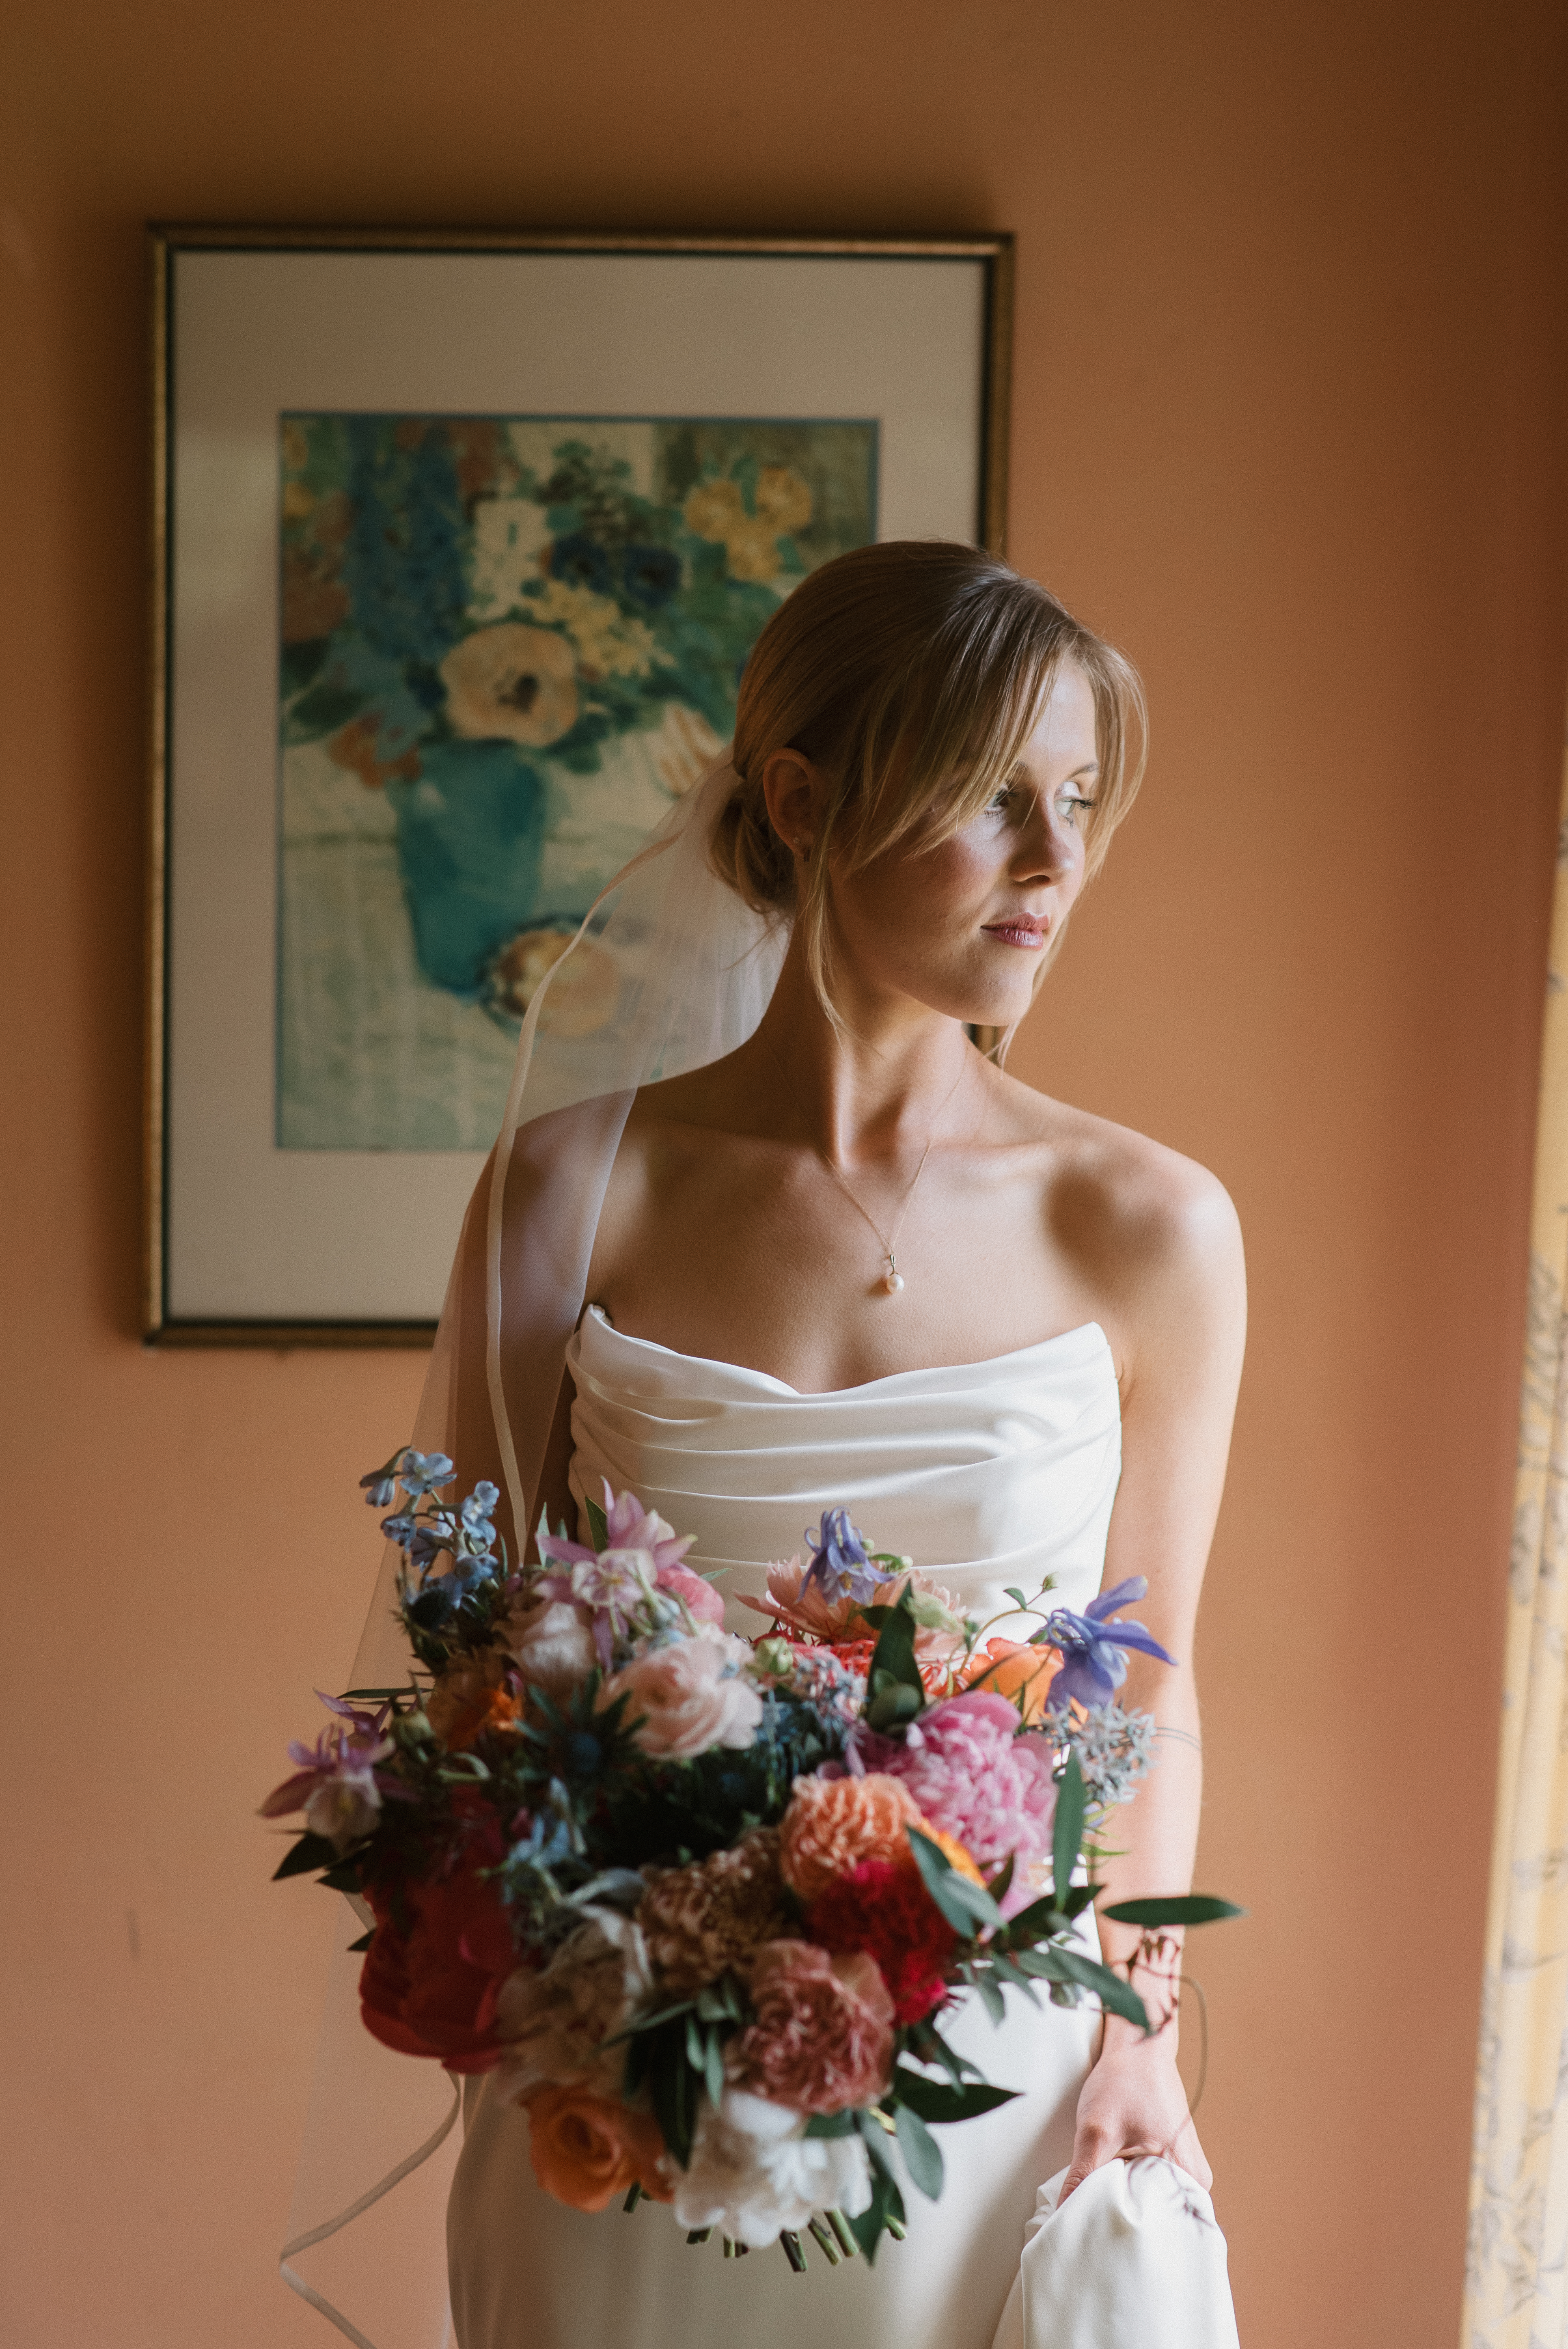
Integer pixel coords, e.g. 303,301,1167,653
759,1029,969,1299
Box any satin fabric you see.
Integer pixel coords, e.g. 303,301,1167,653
448,1311,1238,2348
991,2163,1241,2349
565,1306,1123,1633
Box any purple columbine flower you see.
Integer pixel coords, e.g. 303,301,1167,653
803,1507,894,1607
1042,1577,1176,1707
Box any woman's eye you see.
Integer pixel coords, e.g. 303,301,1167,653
1057,793,1096,824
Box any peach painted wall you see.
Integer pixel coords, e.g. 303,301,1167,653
4,0,1567,2343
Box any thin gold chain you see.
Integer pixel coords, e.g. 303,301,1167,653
758,1027,971,1289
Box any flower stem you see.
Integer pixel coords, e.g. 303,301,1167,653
807,2217,841,2265
779,2230,808,2273
826,2209,858,2258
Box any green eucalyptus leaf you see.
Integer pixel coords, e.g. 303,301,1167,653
903,2021,984,2087
703,2024,726,2111
863,1588,922,1715
907,1829,1003,1935
1030,1943,1151,2029
894,2103,945,2200
969,1968,1007,2026
893,2067,1019,2125
987,1952,1041,2006
1101,1894,1246,1928
272,1832,338,1882
585,1495,610,1552
1052,1750,1086,1901
854,2110,900,2185
318,1857,367,1895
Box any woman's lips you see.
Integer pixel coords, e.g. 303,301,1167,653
981,920,1047,950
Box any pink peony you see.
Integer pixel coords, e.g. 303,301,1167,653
865,1691,1057,1879
597,1632,764,1760
729,1940,894,2112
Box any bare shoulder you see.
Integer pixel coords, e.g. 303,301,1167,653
984,1063,1245,1366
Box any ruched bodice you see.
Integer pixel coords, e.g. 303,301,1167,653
565,1307,1123,1630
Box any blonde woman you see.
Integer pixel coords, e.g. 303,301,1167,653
339,542,1244,2347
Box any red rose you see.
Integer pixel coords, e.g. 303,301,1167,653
807,1857,958,2027
360,1850,516,2072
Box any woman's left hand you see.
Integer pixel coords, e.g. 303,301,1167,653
1057,2025,1210,2204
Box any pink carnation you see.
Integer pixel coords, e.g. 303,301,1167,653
729,1940,894,2112
866,1691,1056,1879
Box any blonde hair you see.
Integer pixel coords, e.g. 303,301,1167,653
710,539,1146,1022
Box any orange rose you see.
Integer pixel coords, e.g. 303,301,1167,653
524,2085,671,2212
926,1829,985,1885
963,1639,1061,1724
779,1773,924,1902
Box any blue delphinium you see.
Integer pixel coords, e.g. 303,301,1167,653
1042,1577,1175,1706
461,1481,500,1553
802,1507,895,1607
397,1449,455,1497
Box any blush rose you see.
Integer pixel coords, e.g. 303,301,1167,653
597,1633,763,1760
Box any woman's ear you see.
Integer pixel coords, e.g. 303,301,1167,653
761,748,828,858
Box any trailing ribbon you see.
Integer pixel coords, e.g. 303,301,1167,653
280,2069,462,2349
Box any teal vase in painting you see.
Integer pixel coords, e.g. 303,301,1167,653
386,740,549,998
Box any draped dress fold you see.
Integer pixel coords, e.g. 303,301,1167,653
448,1309,1143,2349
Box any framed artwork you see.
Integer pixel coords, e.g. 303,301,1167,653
144,227,1014,1344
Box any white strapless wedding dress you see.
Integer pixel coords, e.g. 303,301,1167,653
446,1310,1239,2349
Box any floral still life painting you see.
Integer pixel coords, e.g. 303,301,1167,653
276,416,878,1151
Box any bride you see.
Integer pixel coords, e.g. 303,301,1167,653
341,539,1244,2348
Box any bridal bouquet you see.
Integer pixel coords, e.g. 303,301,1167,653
263,1452,1235,2268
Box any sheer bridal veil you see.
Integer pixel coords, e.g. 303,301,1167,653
283,759,786,2346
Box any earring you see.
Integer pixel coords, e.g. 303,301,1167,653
798,840,813,864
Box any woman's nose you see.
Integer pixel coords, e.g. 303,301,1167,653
1011,796,1079,886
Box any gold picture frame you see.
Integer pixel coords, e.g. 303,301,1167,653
144,224,1015,1346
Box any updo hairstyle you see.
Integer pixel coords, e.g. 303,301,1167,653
709,540,1145,1019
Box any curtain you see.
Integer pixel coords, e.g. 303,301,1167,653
1466,753,1568,2346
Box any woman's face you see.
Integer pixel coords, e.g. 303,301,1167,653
826,661,1101,1031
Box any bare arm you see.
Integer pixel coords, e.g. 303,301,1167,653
1060,1158,1246,2198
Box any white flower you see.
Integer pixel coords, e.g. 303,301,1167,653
303,1777,380,1849
468,493,554,616
493,1909,654,2107
670,2089,873,2248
